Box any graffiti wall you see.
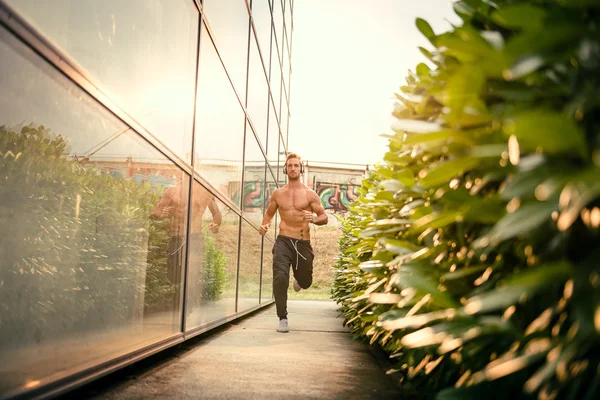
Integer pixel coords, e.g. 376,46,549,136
315,180,360,214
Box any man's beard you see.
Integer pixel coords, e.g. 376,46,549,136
288,173,300,181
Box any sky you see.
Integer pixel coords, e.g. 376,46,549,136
289,0,461,166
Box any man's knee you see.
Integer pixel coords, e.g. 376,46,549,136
273,269,289,287
297,275,312,289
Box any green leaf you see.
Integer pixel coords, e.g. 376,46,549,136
474,201,556,247
464,262,572,314
369,293,402,304
416,18,435,41
378,238,420,254
491,4,546,31
419,158,480,188
392,119,442,134
441,265,489,281
503,111,587,158
404,129,473,146
358,260,385,273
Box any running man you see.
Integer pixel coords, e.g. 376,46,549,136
259,153,328,333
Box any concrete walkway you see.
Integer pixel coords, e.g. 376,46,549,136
69,300,401,399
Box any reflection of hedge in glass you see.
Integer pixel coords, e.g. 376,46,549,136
200,226,228,302
332,2,600,400
0,124,174,348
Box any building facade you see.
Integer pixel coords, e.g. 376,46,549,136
0,0,293,397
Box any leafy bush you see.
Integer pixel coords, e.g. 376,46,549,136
0,124,175,347
332,1,600,399
200,225,228,302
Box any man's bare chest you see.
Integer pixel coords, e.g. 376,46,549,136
278,190,310,211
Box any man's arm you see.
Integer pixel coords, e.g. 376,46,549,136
259,190,279,235
309,190,328,226
152,186,174,219
208,197,222,233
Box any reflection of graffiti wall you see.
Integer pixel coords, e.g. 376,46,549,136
315,181,359,214
232,181,281,211
93,160,181,189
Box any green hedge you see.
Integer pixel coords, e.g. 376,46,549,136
332,1,600,399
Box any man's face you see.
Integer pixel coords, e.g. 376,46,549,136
286,158,301,180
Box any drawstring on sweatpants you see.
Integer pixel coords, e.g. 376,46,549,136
290,239,307,270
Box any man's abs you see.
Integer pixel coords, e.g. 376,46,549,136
279,219,310,240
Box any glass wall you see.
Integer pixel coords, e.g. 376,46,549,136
0,0,293,397
0,24,188,395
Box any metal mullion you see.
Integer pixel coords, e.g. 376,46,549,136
266,162,277,186
180,3,207,333
192,0,203,13
286,6,294,146
287,0,293,32
233,0,253,315
269,0,284,74
266,0,285,135
279,130,287,153
0,1,195,177
257,154,268,303
281,0,289,66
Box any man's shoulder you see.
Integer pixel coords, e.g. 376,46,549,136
271,187,285,199
303,184,318,196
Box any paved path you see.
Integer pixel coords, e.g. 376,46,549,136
68,300,401,399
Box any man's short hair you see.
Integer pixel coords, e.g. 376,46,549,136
286,152,302,165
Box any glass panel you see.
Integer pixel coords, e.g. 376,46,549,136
282,36,290,102
185,181,238,331
283,107,290,142
265,168,280,224
5,0,199,163
280,131,288,155
261,236,274,303
247,34,269,149
242,128,267,220
237,219,262,312
271,0,283,66
202,0,250,102
284,0,292,39
269,43,282,124
279,131,287,180
195,23,244,208
267,102,280,170
0,26,188,395
251,0,272,63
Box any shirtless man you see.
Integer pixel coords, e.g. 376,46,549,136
259,153,328,332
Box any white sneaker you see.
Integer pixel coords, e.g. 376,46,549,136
277,319,289,333
293,279,301,292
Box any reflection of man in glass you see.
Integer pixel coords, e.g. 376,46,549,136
153,182,221,287
259,153,328,333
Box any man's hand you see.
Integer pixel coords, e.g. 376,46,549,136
259,223,270,236
156,205,174,218
209,222,220,234
303,210,315,223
